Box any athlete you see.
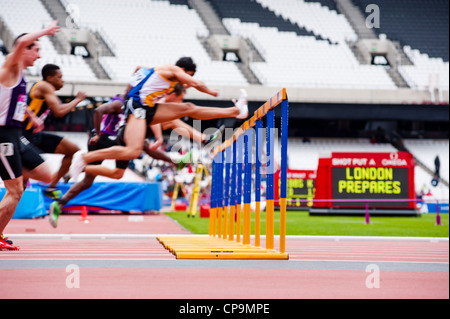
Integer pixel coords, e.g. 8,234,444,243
48,94,131,227
24,63,86,198
49,84,224,227
83,83,225,180
0,21,60,251
69,57,248,180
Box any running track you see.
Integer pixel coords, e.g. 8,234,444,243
0,214,448,299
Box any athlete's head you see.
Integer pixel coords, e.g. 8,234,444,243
42,64,64,90
13,33,41,68
176,57,196,76
166,83,187,103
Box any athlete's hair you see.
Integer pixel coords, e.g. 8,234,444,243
172,83,187,96
42,64,61,80
13,33,37,50
175,57,196,73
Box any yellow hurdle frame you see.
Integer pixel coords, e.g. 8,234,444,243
158,89,289,259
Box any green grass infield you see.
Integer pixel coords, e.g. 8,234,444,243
165,210,449,238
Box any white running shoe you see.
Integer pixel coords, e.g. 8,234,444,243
69,151,87,182
234,89,249,119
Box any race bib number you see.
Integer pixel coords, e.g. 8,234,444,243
129,68,151,87
133,108,146,120
0,143,14,156
12,94,27,122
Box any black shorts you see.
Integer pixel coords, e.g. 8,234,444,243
124,98,158,127
88,133,129,170
20,136,46,171
22,130,63,154
0,127,45,180
0,126,23,180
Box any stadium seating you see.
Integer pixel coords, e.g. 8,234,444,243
208,0,320,39
403,139,449,183
304,0,338,12
0,0,97,81
399,46,449,91
223,18,396,89
203,0,395,89
256,0,357,44
353,0,449,92
1,0,447,91
61,0,249,86
353,0,449,62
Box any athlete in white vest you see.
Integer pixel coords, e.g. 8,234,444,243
69,57,249,181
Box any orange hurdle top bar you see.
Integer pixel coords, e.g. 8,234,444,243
214,88,287,155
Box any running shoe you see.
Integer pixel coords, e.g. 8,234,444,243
177,149,192,171
49,201,62,228
0,237,19,251
1,234,13,245
203,124,225,145
44,187,63,200
234,89,249,119
69,151,87,182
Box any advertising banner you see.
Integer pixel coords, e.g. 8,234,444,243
314,152,415,209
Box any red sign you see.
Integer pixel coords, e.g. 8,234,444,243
330,152,411,167
314,152,415,209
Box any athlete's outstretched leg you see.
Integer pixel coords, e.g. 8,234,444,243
69,114,146,179
152,102,241,124
84,166,126,180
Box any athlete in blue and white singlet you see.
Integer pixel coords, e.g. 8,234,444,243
68,57,248,182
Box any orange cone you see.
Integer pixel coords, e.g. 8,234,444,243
79,206,91,222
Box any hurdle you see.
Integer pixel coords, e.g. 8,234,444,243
158,89,289,259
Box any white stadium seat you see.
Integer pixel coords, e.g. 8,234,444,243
399,46,449,91
0,0,97,81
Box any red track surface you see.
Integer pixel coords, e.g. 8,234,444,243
1,214,448,299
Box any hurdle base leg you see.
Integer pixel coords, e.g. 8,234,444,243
175,252,289,260
157,236,289,260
